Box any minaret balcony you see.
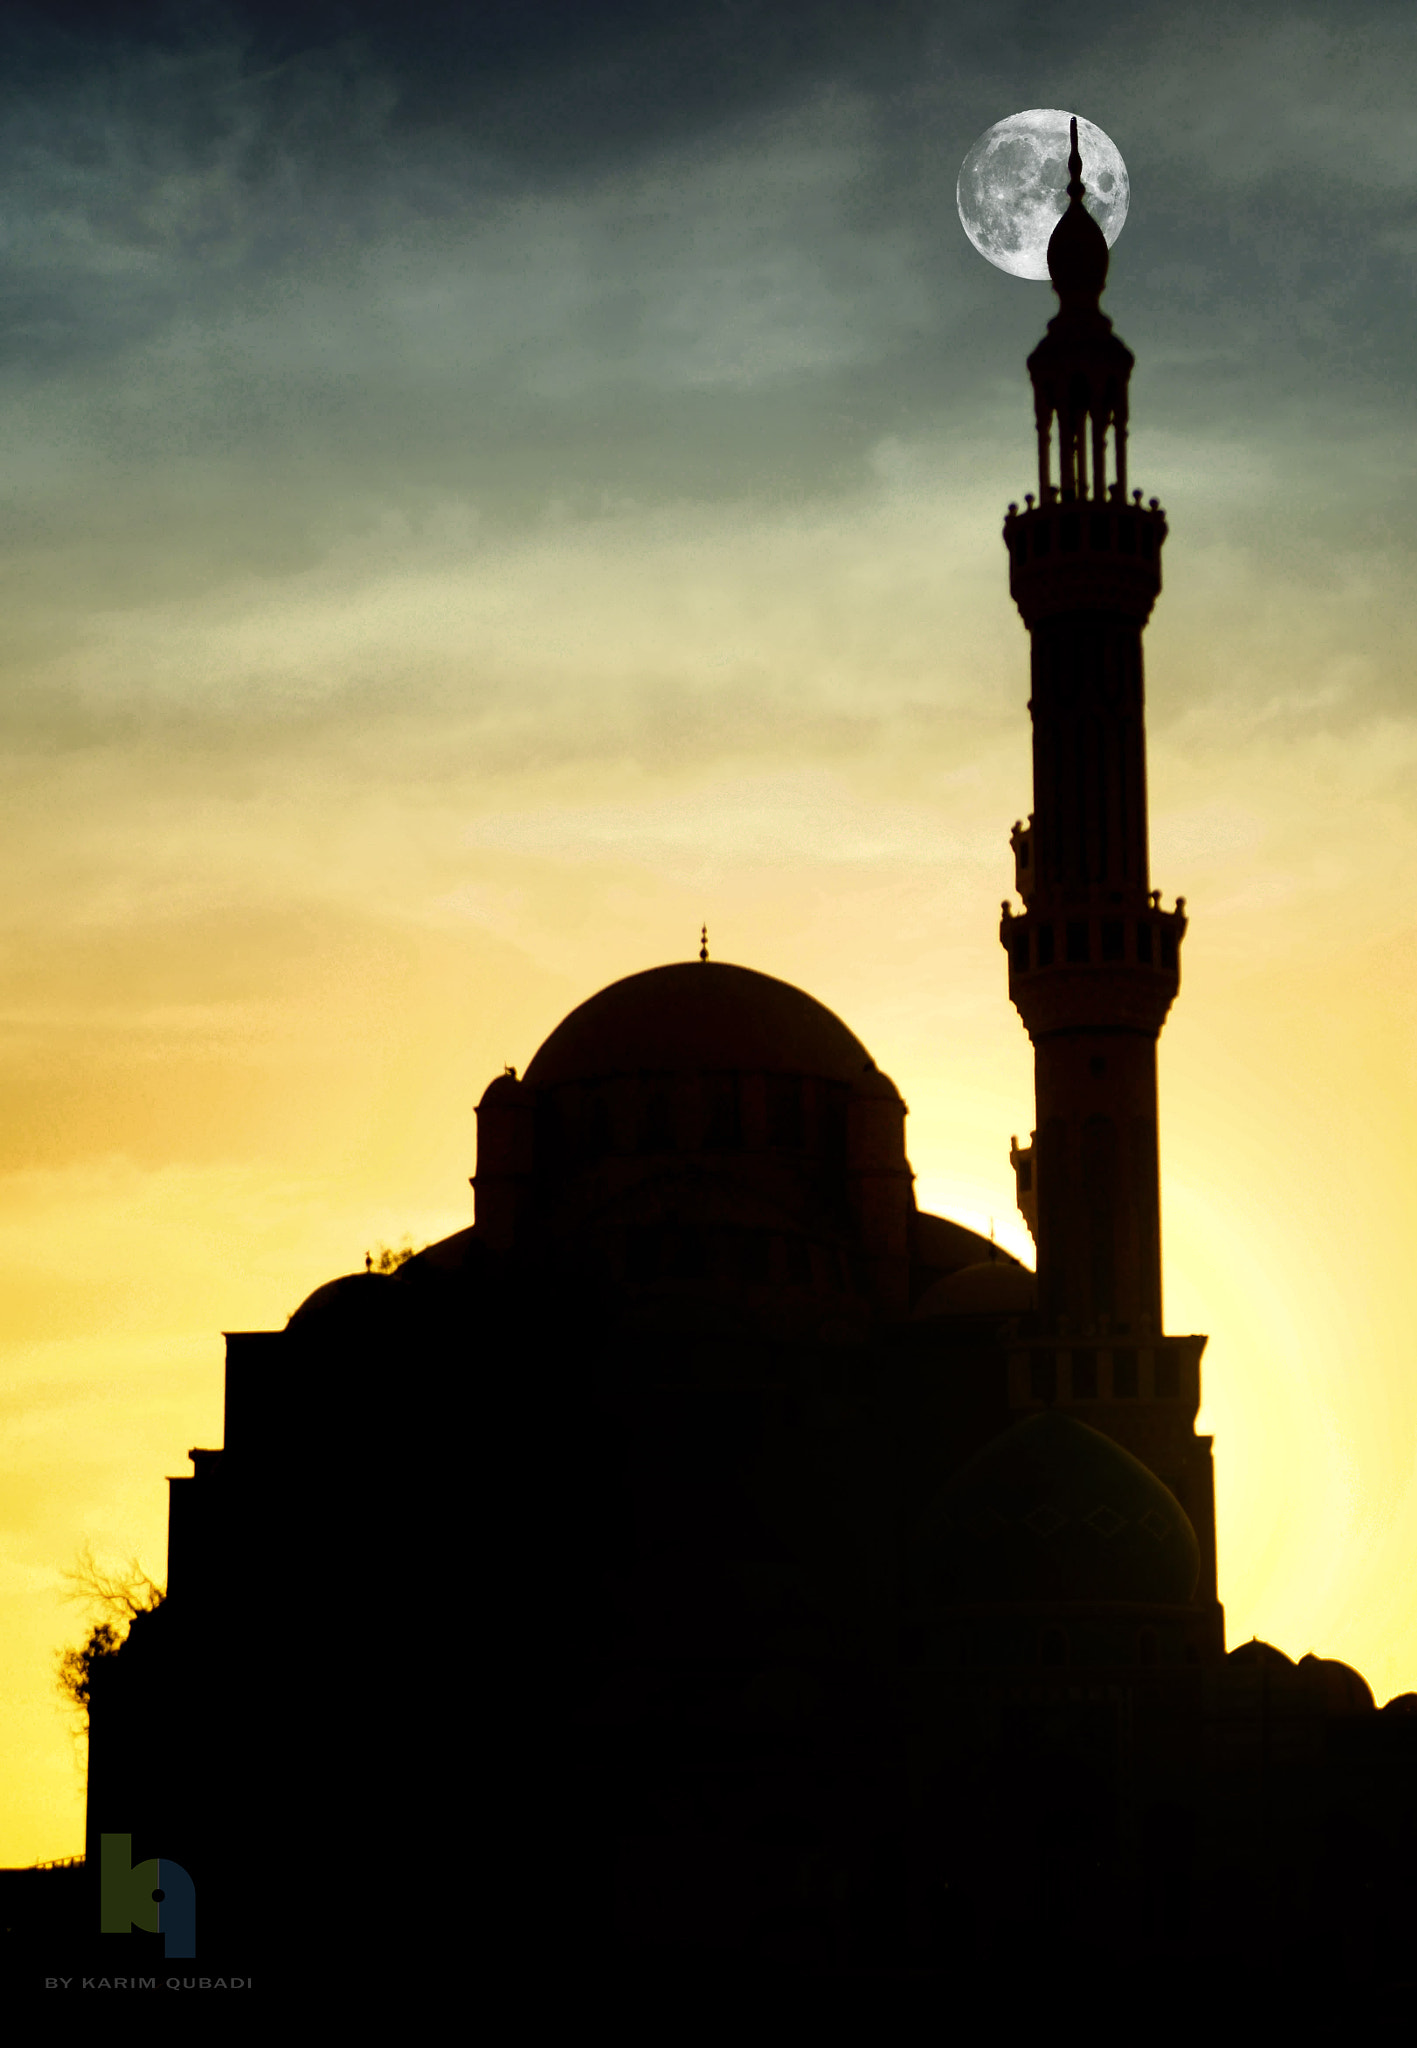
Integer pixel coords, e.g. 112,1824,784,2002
999,899,1185,1036
1007,1335,1205,1413
1004,494,1166,627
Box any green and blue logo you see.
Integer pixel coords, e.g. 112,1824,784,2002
100,1834,196,1959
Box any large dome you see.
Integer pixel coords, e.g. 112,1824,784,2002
523,961,885,1089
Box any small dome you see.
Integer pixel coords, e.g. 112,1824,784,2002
1228,1638,1295,1671
478,1071,525,1106
913,1258,1035,1319
1297,1654,1376,1715
916,1408,1200,1606
523,961,886,1090
390,1227,483,1280
286,1271,389,1329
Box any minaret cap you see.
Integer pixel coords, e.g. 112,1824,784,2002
1047,117,1110,311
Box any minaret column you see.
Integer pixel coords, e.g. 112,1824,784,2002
993,123,1219,1644
998,120,1186,1343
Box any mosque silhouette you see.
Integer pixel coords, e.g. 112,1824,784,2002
39,128,1417,1990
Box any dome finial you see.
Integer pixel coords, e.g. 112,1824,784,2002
1047,113,1110,310
699,923,709,963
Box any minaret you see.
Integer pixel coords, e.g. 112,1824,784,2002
999,123,1219,1625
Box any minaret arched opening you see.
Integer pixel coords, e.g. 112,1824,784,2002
1034,366,1129,506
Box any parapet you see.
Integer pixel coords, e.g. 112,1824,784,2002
1004,493,1166,627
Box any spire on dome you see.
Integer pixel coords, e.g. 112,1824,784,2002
1046,115,1110,313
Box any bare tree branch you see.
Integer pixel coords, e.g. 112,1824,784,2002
60,1541,165,1622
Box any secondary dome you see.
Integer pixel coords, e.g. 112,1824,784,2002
523,961,886,1089
915,1408,1201,1606
287,1271,389,1329
1297,1654,1376,1715
913,1258,1035,1319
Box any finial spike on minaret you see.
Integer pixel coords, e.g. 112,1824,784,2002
1045,114,1109,307
699,924,709,962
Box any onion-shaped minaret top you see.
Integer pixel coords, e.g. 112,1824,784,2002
1046,116,1111,313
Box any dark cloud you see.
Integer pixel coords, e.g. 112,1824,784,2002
3,1,1413,397
0,0,1414,742
3,3,938,165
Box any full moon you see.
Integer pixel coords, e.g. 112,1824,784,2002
957,110,1129,281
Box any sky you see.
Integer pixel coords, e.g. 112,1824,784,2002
4,0,1417,1862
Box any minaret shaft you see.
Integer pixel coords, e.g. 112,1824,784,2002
1029,613,1150,899
1001,538,1183,1338
1031,1030,1162,1334
1023,612,1165,1333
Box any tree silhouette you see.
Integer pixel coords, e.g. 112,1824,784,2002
367,1238,417,1273
55,1621,123,1731
54,1545,165,1735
